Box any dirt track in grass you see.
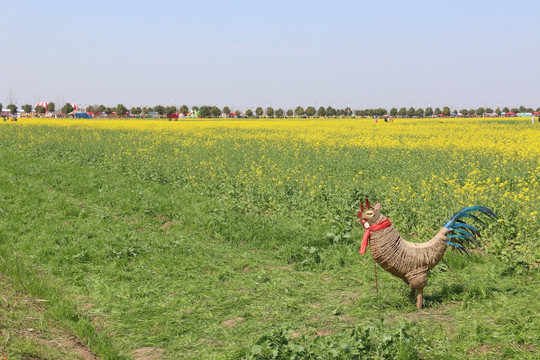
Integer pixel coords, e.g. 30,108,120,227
0,273,99,360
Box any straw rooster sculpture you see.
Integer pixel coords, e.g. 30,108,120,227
357,199,497,308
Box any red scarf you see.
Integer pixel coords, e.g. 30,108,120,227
359,219,392,255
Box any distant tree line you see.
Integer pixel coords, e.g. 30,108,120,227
3,102,539,118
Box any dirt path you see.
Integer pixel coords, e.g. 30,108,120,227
0,273,99,359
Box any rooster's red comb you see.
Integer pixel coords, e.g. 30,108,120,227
359,198,371,213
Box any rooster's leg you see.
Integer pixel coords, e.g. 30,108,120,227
416,288,424,309
404,267,428,309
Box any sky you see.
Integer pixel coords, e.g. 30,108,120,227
1,0,539,111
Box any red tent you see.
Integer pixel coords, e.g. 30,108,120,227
35,101,48,111
167,112,180,119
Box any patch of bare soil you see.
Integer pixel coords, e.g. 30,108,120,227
0,273,100,359
30,329,100,360
467,343,502,356
221,317,245,328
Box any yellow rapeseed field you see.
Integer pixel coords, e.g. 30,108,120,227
16,117,540,159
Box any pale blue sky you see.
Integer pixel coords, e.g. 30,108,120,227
1,0,539,110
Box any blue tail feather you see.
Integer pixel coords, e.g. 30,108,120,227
452,228,481,246
445,240,470,255
445,206,497,227
446,234,471,241
453,222,480,236
455,213,486,226
443,205,497,255
452,227,476,239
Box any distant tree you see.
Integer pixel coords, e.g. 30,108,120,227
502,107,510,113
354,110,363,116
390,107,398,116
345,107,352,117
519,105,527,113
536,107,540,112
22,104,32,114
35,105,45,114
485,108,493,114
294,106,304,116
398,107,407,117
104,107,113,115
198,106,211,118
275,108,284,117
164,106,176,116
61,103,74,114
192,106,199,112
434,107,441,115
223,106,231,116
255,107,264,116
305,106,316,117
245,109,253,117
406,107,415,117
476,107,485,116
154,105,165,115
325,106,336,117
317,106,326,117
511,108,519,114
179,105,189,115
459,109,468,116
86,105,95,113
377,108,387,116
442,106,451,116
336,109,345,117
424,107,433,117
211,106,221,117
132,107,142,115
495,107,501,115
48,102,55,113
266,107,274,117
0,103,2,112
415,108,424,117
286,109,293,117
7,104,17,115
98,105,106,113
116,104,128,116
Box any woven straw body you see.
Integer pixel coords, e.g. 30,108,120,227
367,212,449,302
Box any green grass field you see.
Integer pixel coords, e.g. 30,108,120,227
0,118,538,359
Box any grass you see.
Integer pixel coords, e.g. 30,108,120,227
0,270,105,359
0,117,538,359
